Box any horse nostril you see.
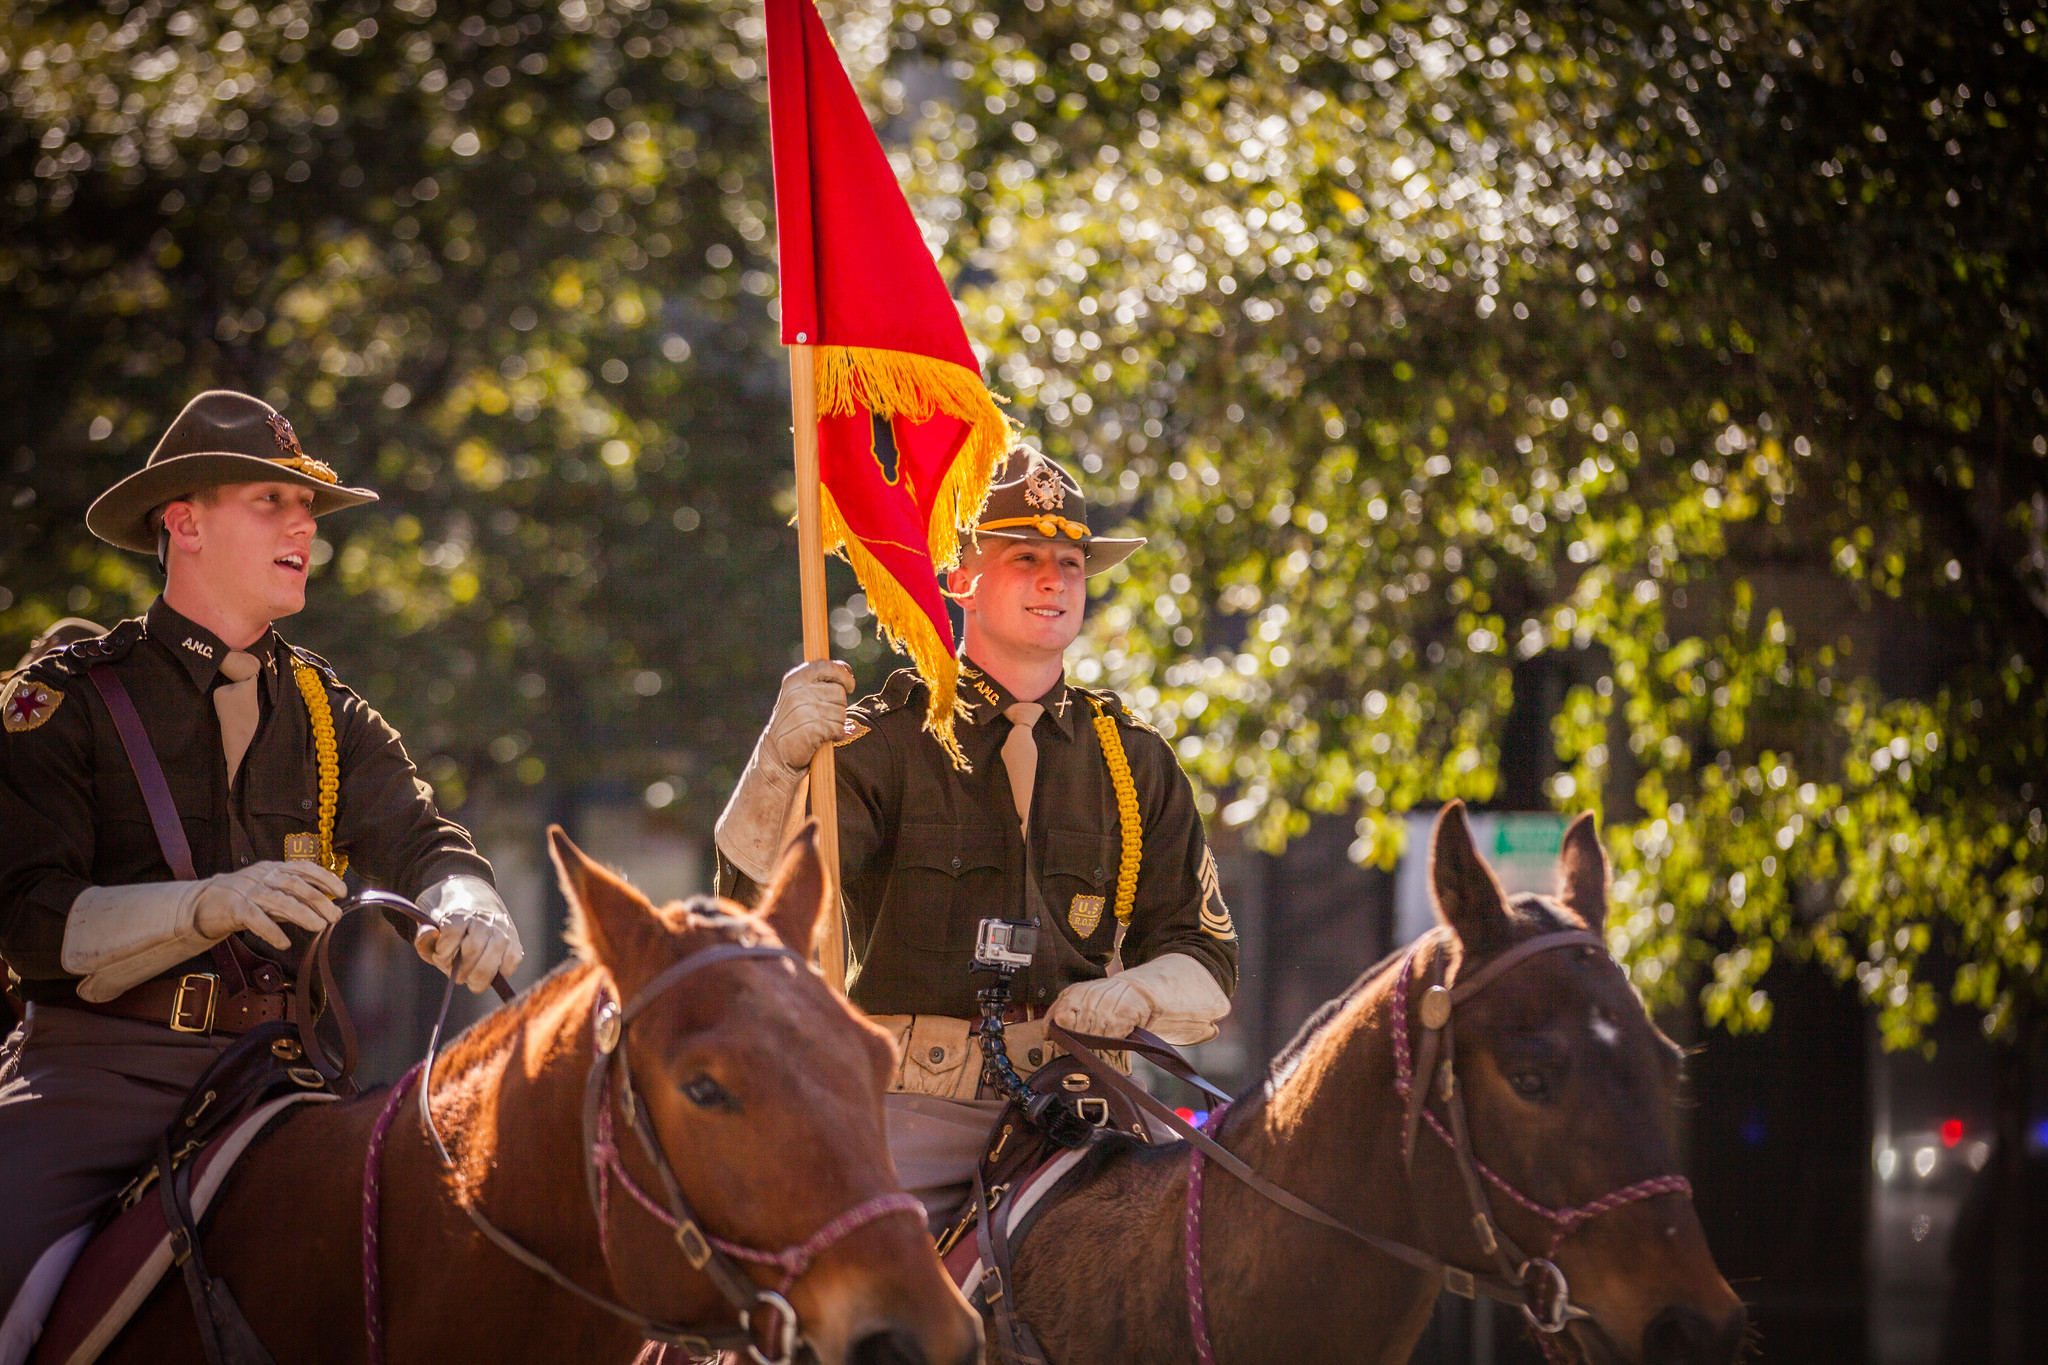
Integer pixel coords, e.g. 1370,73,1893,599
1643,1305,1726,1365
848,1327,930,1365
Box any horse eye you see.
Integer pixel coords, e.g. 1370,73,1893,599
682,1074,731,1109
1509,1072,1548,1100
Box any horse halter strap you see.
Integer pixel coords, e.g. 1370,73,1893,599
401,938,918,1365
1391,927,1694,1334
582,946,923,1346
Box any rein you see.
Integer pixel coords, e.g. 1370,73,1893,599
1046,926,1694,1365
361,923,922,1365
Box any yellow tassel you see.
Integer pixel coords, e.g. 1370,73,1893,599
813,345,1010,567
820,485,971,769
811,345,1012,769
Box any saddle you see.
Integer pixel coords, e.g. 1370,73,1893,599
30,1085,333,1365
933,1054,1154,1365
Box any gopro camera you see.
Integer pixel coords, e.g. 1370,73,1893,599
973,918,1038,973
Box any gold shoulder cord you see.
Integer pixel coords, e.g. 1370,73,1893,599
1088,697,1142,925
290,658,349,877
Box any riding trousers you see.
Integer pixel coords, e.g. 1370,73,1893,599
884,1093,1008,1237
0,1006,229,1350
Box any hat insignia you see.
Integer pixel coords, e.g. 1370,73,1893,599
1023,461,1066,511
267,412,304,459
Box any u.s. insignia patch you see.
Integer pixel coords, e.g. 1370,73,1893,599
1069,894,1106,938
2,678,63,733
834,717,871,747
282,831,320,862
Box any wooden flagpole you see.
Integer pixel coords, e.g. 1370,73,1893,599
787,343,847,990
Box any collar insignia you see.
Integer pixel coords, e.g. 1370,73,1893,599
1024,461,1066,511
182,637,216,660
3,678,63,733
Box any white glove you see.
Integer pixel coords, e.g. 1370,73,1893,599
62,861,347,1003
414,875,523,993
715,660,855,883
1048,952,1231,1046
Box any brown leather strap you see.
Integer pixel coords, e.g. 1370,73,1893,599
88,665,198,882
51,985,287,1036
1046,1022,1537,1312
85,664,260,992
1449,930,1607,1002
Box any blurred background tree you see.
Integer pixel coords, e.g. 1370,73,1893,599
900,0,2046,1061
0,0,810,834
3,0,2042,1059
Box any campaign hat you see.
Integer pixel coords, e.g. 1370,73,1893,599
86,390,378,554
966,446,1143,577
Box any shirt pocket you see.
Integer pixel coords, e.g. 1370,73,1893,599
1041,829,1122,952
886,822,1010,957
243,756,321,866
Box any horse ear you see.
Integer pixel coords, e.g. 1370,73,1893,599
549,825,651,968
1430,801,1513,956
1555,811,1610,934
756,819,830,960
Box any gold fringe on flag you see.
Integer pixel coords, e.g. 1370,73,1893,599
813,344,1011,767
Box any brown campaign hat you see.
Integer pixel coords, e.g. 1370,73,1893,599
85,390,378,554
966,446,1144,577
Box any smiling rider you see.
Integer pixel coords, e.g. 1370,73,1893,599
0,391,521,1344
714,447,1239,1231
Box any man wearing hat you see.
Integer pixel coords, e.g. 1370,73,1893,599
0,391,520,1331
714,447,1237,1230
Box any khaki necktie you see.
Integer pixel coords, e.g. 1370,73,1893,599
1002,702,1045,832
215,650,263,783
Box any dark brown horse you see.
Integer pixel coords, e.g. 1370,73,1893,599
1002,803,1746,1365
102,827,981,1365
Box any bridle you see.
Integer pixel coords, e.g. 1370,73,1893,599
363,921,922,1365
1047,926,1693,1365
1389,927,1694,1344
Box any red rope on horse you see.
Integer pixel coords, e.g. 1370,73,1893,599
1390,946,1694,1246
1184,1102,1232,1365
363,1061,425,1365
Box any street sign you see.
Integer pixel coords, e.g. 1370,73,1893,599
1392,809,1570,946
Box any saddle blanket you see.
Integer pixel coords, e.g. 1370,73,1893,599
29,1092,334,1365
943,1146,1091,1303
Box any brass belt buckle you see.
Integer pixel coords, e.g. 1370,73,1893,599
169,973,218,1033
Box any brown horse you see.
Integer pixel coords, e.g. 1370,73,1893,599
1001,803,1747,1365
101,826,981,1365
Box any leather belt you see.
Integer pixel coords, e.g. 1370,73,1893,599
55,973,289,1036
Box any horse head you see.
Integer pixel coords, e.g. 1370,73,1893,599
550,822,980,1365
1416,801,1748,1364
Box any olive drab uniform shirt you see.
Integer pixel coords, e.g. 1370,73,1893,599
0,599,492,1003
718,660,1238,1018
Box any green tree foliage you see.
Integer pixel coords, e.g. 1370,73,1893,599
902,0,2047,1047
0,0,805,828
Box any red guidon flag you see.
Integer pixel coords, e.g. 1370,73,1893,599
765,0,1008,766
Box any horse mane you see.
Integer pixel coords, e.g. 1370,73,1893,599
433,895,757,1083
431,956,598,1082
1254,892,1586,1100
